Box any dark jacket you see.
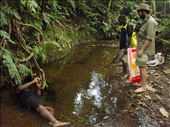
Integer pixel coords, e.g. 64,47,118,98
119,24,133,50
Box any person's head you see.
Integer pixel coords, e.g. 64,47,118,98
118,15,127,25
136,3,150,19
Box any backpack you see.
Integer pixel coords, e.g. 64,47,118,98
119,24,137,48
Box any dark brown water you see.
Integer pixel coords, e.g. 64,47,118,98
1,43,137,127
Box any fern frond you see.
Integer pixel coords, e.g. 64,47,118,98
2,5,21,20
1,47,21,84
67,0,76,11
18,64,33,76
28,0,39,14
43,12,52,25
33,19,43,30
32,45,46,62
47,0,59,10
0,11,8,26
21,0,39,14
0,30,15,44
45,40,62,50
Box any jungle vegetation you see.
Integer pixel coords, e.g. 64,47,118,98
0,0,170,88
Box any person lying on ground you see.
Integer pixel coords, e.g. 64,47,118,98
17,76,70,127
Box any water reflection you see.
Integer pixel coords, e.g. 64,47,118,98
73,90,84,115
87,71,104,108
73,71,104,115
73,71,117,125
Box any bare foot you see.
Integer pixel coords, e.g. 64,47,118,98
134,87,146,93
49,121,70,127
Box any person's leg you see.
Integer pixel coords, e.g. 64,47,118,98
121,53,129,79
36,105,69,127
122,61,127,74
45,106,54,116
134,53,149,93
134,66,147,93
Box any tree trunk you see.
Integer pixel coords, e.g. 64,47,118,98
151,0,156,15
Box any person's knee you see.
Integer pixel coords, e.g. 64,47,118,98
36,105,45,112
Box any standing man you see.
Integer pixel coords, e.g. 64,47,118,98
118,15,133,74
135,3,158,93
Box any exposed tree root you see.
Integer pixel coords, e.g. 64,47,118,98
14,20,46,86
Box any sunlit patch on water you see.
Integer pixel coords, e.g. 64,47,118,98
72,71,123,126
73,90,84,115
87,71,105,108
73,71,105,115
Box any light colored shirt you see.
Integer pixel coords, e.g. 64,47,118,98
137,15,158,56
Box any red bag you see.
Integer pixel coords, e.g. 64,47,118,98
127,48,141,83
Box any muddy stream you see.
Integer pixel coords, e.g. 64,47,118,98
1,43,138,127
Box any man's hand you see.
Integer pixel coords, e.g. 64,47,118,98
137,49,144,57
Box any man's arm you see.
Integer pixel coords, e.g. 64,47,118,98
138,20,157,56
138,39,151,56
18,77,40,91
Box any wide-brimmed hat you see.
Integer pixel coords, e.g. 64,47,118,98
137,3,150,11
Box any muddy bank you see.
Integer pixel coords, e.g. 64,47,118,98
122,54,170,127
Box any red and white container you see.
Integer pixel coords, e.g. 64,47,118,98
127,48,141,83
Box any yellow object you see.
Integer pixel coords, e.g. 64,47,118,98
119,24,137,48
131,32,137,48
131,62,137,69
119,24,127,30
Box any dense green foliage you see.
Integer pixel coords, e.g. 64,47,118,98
0,0,169,87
